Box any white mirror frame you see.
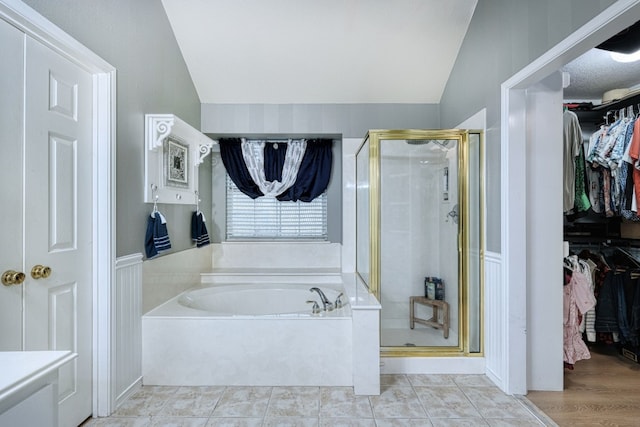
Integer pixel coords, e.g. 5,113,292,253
144,113,215,204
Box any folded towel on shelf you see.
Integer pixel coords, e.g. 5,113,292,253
145,211,172,258
191,211,210,248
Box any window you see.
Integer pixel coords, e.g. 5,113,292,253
225,174,328,240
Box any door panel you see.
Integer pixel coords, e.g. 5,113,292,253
49,134,77,251
24,35,93,427
0,16,25,351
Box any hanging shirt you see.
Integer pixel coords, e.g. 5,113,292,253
628,118,640,217
564,110,583,212
563,268,597,364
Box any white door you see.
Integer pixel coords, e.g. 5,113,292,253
23,36,94,427
0,18,25,351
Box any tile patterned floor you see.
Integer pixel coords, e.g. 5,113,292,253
81,375,550,427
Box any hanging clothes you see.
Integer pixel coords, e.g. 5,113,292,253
583,113,639,218
563,255,597,366
564,110,583,213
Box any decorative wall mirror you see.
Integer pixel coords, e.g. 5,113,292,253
144,114,215,204
356,129,484,357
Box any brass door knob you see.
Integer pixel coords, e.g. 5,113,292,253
31,265,52,279
2,270,26,286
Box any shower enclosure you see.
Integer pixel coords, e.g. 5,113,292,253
356,129,483,356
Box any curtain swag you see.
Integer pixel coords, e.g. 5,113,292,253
219,137,333,202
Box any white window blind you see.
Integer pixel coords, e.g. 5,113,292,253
226,174,328,240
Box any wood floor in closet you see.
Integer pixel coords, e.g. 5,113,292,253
526,345,640,426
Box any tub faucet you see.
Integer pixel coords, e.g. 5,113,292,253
309,287,334,311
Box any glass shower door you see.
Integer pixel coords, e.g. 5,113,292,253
356,129,483,356
379,138,460,348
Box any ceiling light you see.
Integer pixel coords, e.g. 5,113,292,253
610,49,640,63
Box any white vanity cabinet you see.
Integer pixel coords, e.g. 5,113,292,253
0,351,75,427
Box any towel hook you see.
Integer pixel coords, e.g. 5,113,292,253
195,190,200,213
151,184,159,213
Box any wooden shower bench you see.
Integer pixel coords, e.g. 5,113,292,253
409,296,449,339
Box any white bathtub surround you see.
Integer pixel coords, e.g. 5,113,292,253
142,271,381,395
211,242,341,270
142,245,213,313
345,274,382,395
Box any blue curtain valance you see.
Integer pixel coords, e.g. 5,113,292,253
218,138,333,202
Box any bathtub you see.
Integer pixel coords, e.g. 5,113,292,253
176,283,348,317
142,273,384,391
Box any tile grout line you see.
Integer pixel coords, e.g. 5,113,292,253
407,373,433,422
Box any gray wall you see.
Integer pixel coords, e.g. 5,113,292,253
23,0,203,258
202,103,441,243
439,0,616,252
202,103,441,139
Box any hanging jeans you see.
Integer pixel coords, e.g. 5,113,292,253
623,271,640,347
595,271,621,334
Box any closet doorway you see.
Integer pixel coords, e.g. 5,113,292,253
501,0,640,401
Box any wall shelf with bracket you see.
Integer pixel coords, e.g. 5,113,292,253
144,114,216,205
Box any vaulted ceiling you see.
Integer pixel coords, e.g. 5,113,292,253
161,0,478,104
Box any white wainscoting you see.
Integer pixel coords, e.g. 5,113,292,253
484,251,506,391
114,254,143,409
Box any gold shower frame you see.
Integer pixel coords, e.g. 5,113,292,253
355,129,485,357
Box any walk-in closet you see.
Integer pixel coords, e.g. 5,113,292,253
562,76,640,372
528,21,640,423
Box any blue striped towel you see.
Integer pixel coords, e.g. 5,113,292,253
191,211,210,248
144,211,172,258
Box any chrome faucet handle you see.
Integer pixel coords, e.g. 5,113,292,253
335,292,344,309
306,300,321,314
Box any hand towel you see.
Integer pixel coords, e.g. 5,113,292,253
191,211,210,248
144,211,172,258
